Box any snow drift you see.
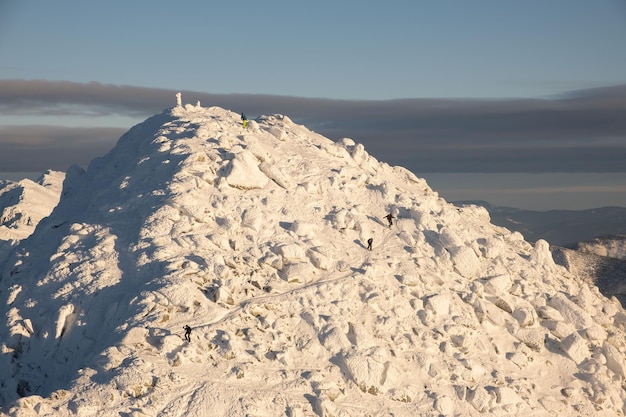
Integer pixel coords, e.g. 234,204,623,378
1,102,626,416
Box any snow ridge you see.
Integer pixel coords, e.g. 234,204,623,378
0,170,65,268
0,170,64,242
1,104,626,416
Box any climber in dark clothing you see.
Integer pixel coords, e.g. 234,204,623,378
367,238,373,251
184,325,192,342
384,213,394,227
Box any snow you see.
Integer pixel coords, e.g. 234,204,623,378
0,171,64,257
1,101,626,416
574,234,626,261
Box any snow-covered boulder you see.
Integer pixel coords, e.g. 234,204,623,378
224,151,268,189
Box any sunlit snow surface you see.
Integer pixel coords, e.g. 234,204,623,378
0,170,64,241
1,104,626,416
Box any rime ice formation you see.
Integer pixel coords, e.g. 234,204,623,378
575,235,626,261
0,170,64,242
0,170,65,266
1,104,626,417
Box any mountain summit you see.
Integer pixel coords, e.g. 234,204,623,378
2,103,626,416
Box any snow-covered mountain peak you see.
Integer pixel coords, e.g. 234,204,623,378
0,169,64,244
2,104,626,416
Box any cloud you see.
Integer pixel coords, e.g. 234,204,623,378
0,125,124,171
0,80,170,117
0,79,625,174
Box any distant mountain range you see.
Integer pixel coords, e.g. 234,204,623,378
453,200,626,247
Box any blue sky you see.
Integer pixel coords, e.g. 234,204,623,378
1,1,625,210
3,1,625,99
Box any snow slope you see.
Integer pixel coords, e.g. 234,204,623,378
0,171,64,241
0,171,65,265
552,246,626,305
2,103,626,416
570,234,626,261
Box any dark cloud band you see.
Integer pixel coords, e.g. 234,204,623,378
0,79,624,174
